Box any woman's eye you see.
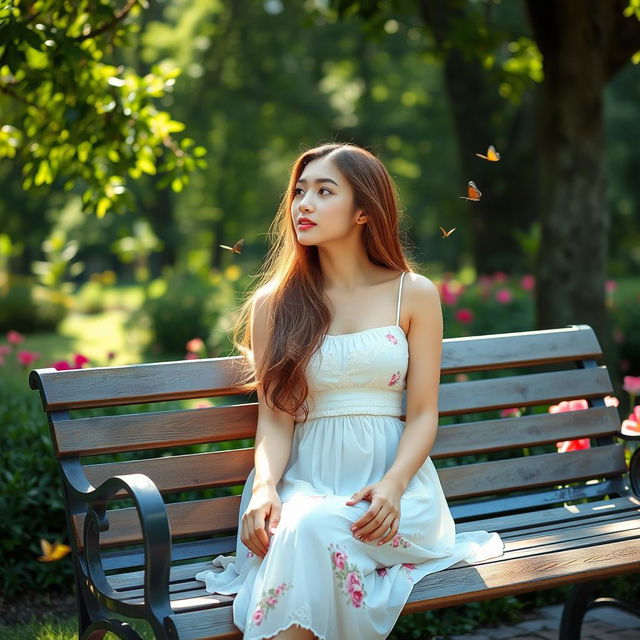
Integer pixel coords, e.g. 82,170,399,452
319,187,332,195
293,187,303,196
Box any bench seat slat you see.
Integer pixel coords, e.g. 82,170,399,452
168,534,640,640
455,495,640,534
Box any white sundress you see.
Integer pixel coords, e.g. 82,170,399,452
195,271,505,640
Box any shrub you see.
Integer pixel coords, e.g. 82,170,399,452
0,276,69,333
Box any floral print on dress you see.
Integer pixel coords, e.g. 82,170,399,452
388,370,401,386
249,582,292,627
376,567,388,577
385,332,399,345
328,543,367,608
401,563,416,583
390,533,412,549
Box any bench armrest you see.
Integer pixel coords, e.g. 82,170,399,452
61,459,173,621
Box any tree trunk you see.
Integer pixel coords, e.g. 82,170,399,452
525,0,640,383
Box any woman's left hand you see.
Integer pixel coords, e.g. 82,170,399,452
345,477,403,546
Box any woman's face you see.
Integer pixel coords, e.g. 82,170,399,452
291,155,365,245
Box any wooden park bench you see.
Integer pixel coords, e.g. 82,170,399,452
29,323,640,640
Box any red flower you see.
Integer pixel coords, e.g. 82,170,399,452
495,288,512,304
17,350,40,366
7,330,24,344
74,354,89,368
520,274,535,291
52,361,72,371
455,308,474,324
552,396,618,452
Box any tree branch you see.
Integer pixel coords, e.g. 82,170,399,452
75,0,140,42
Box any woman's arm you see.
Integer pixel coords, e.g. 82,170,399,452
384,276,443,489
251,289,295,489
241,290,295,558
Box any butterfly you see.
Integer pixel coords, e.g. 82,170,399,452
459,181,482,201
219,238,244,254
475,145,500,162
439,226,456,238
38,538,72,562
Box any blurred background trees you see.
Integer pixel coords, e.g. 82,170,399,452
1,0,639,370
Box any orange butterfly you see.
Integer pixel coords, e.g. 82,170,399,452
459,181,482,202
439,226,456,238
219,238,244,254
38,538,71,562
475,145,500,162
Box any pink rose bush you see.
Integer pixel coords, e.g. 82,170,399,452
622,406,640,436
328,543,367,608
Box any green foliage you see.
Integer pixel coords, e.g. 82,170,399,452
0,275,69,332
0,369,73,598
0,0,206,217
135,269,225,355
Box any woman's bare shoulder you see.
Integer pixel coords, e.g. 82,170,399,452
403,273,442,331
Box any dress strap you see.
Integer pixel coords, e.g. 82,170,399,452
396,271,406,326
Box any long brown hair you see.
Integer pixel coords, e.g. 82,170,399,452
231,142,417,422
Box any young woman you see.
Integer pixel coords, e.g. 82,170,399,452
195,143,504,640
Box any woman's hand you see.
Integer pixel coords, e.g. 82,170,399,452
241,484,282,559
345,477,403,546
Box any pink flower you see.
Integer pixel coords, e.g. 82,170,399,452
74,354,89,368
455,308,474,324
0,345,11,356
605,280,617,293
402,563,416,570
385,332,398,345
549,399,589,413
495,288,512,304
391,534,401,548
186,338,205,353
439,279,463,306
7,330,23,344
520,274,535,291
246,551,255,558
500,408,521,418
332,551,346,570
492,271,508,283
350,588,364,608
622,406,640,436
346,572,361,593
252,608,264,625
376,568,388,577
17,350,40,366
623,376,640,396
388,371,401,386
267,596,277,606
185,352,198,360
557,438,591,453
605,395,619,407
274,585,282,595
52,360,71,371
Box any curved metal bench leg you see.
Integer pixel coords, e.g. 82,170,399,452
559,581,596,640
81,619,144,640
560,581,640,640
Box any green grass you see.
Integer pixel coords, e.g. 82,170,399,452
0,614,156,640
0,615,76,640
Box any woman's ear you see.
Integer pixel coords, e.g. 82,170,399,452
356,210,367,225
